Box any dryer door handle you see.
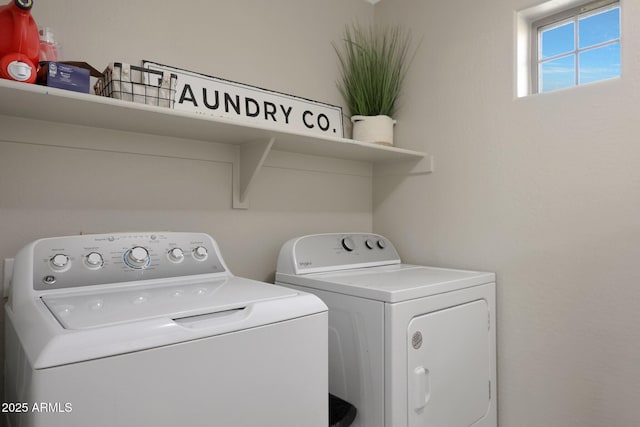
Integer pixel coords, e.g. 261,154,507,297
412,366,430,411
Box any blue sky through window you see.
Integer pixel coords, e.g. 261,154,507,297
539,5,620,93
542,22,574,59
579,7,620,48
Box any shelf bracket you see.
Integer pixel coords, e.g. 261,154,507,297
232,137,275,209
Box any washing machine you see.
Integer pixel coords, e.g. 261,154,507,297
4,232,328,427
275,233,496,427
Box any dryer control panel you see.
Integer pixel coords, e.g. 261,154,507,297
31,232,226,290
279,233,401,275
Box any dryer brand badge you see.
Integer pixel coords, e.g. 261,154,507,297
412,331,423,350
298,261,313,267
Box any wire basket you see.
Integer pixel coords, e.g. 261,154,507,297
94,62,177,108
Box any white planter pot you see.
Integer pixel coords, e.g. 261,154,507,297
351,115,397,146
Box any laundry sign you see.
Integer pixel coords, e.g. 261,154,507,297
143,61,344,137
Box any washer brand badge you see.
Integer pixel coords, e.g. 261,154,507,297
412,331,423,350
298,261,313,267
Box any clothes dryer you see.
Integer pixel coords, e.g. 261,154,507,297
276,233,496,427
5,232,328,427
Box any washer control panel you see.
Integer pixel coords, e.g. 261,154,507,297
33,232,225,290
292,233,400,274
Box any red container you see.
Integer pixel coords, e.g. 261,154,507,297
0,0,39,83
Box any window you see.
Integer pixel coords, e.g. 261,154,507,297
531,0,620,94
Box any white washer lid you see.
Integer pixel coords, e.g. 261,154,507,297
15,276,326,369
42,276,297,330
277,264,495,303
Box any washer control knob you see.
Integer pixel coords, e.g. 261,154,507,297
43,275,57,285
193,246,208,261
85,252,104,269
50,254,70,270
125,246,150,269
341,237,355,252
168,247,185,263
365,239,375,249
377,239,386,249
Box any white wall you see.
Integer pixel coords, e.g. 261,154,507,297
1,0,374,403
374,0,640,426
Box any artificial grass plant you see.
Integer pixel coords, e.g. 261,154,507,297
333,24,415,117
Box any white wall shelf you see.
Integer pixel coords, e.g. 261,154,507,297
0,79,430,208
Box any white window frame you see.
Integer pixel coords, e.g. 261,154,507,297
530,0,620,94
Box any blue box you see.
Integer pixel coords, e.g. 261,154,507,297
38,62,90,93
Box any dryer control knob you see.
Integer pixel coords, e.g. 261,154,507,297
168,247,185,263
50,254,70,270
341,237,355,252
125,246,150,269
377,239,386,249
365,239,375,249
193,246,208,261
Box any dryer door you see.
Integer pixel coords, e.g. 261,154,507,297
407,299,491,427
